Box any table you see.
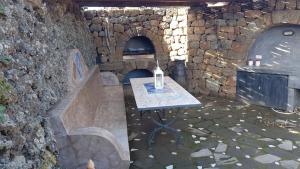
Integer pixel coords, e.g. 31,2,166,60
130,76,201,147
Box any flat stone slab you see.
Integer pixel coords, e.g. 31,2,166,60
254,154,281,164
188,127,210,136
125,95,300,169
229,126,243,133
280,160,300,169
215,143,227,153
214,153,238,166
191,149,212,158
258,138,275,142
278,140,294,151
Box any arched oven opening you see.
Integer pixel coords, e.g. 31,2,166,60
122,69,153,85
123,36,155,60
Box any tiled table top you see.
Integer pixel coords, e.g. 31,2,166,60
130,76,201,111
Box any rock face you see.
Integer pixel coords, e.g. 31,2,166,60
0,0,96,168
85,1,300,97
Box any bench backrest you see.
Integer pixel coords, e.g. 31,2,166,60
62,67,105,132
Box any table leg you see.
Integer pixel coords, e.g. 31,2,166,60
148,109,181,147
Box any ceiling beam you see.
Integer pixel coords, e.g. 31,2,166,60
74,0,235,7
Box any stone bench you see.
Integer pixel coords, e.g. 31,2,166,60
48,50,129,169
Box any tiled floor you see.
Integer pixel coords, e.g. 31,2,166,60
125,95,300,169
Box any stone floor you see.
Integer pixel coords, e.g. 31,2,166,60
125,95,300,169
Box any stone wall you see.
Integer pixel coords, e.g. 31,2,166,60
85,7,189,79
186,0,300,97
0,0,96,168
85,0,300,97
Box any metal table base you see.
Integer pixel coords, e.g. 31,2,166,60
141,109,181,148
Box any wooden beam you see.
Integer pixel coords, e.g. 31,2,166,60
74,0,234,7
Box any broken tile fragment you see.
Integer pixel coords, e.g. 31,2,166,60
188,127,210,136
128,132,139,141
214,153,238,166
245,155,250,159
236,163,242,166
171,152,177,155
194,140,200,144
165,165,173,169
258,138,275,142
229,126,243,133
200,137,207,141
148,154,154,158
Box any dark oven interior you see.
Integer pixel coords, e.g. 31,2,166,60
123,36,155,56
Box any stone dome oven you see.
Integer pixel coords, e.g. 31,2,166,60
121,36,156,85
248,24,300,71
237,24,300,112
123,36,155,60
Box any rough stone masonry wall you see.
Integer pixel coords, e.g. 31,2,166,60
86,0,300,98
186,0,300,97
0,0,96,168
85,7,189,79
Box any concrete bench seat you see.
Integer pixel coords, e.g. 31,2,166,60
48,50,129,169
